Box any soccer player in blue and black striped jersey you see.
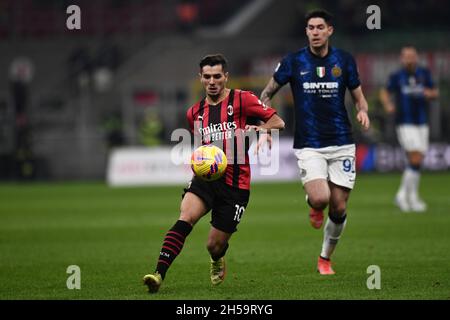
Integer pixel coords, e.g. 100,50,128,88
380,46,439,212
260,9,370,275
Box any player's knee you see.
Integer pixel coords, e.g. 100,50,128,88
178,210,197,226
409,162,422,171
308,194,329,210
329,211,347,224
206,239,226,256
329,203,347,216
408,152,424,167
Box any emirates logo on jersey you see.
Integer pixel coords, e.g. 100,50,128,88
196,121,238,144
227,104,233,116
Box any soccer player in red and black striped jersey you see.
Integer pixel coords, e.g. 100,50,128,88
143,54,284,293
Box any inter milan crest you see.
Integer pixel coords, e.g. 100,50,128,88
316,66,326,78
332,65,342,77
227,104,233,116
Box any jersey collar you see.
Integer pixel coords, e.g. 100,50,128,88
307,46,333,60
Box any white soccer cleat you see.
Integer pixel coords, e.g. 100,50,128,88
395,193,410,212
409,199,427,212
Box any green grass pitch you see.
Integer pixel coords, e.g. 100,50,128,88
0,173,449,300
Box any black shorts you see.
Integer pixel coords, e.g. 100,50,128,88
182,176,250,234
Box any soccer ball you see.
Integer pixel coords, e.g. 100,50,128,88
191,144,227,181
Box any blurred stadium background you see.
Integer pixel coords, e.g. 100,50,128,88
0,0,449,300
1,0,449,180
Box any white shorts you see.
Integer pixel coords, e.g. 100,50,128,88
396,125,429,153
294,144,356,189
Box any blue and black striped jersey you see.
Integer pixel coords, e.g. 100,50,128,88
274,46,360,149
386,67,435,125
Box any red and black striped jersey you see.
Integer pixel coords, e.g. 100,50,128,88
187,89,277,190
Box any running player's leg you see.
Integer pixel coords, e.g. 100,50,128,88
207,227,231,285
295,148,330,229
318,183,350,274
207,227,232,261
207,184,249,285
304,179,330,229
317,144,354,274
396,125,428,212
161,192,208,276
143,180,210,293
406,150,426,211
322,184,349,254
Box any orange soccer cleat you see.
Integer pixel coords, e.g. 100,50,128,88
317,256,335,275
309,208,324,229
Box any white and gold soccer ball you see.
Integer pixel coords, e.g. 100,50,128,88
191,145,227,181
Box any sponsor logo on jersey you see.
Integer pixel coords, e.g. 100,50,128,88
316,66,326,78
198,121,237,135
303,82,339,89
300,70,310,76
196,121,238,143
401,84,424,95
332,65,342,77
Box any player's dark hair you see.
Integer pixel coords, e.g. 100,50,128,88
305,9,333,26
401,44,417,51
199,54,228,72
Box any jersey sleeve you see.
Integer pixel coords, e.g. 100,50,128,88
386,73,397,92
186,106,194,132
424,69,435,88
242,91,277,122
346,54,361,90
273,54,292,86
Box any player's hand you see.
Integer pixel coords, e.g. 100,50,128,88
255,133,272,154
245,124,261,132
423,88,438,100
384,102,395,114
357,110,370,131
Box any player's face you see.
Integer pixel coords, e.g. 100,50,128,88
200,64,228,97
306,18,333,49
400,47,419,72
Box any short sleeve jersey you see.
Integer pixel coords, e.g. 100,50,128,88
187,89,277,190
386,66,435,125
274,46,360,149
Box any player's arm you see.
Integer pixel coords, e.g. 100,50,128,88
260,77,282,106
424,88,439,100
423,82,439,100
255,78,283,150
263,113,285,130
186,106,195,132
246,113,285,132
423,69,439,100
244,91,285,132
379,88,395,114
350,86,370,131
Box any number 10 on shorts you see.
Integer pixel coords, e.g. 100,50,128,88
234,205,245,222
